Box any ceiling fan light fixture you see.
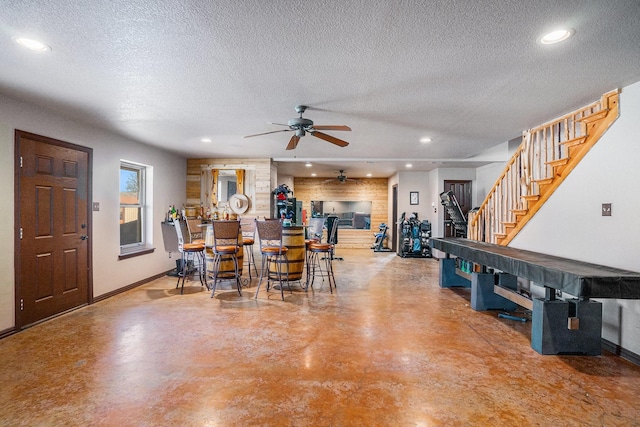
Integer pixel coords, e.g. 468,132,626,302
245,106,351,149
539,28,574,45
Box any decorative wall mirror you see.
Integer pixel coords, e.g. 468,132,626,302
215,169,244,203
201,167,251,211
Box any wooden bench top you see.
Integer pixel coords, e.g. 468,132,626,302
430,238,640,299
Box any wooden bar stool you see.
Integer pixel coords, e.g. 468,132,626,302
240,218,258,282
208,220,242,297
307,241,336,293
255,219,289,300
174,220,206,294
305,217,325,287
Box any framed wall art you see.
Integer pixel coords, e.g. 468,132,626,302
410,191,419,205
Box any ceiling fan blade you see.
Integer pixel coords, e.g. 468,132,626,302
243,129,293,138
286,134,301,150
267,122,291,127
310,131,350,147
312,125,351,131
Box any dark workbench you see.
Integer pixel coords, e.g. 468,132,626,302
429,237,640,355
430,237,640,299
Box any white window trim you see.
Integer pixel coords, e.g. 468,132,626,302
120,160,149,253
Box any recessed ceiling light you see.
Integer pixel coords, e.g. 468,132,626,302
366,173,372,177
201,138,212,143
420,137,432,143
305,162,312,167
311,173,317,177
14,37,51,51
539,28,574,45
405,163,413,168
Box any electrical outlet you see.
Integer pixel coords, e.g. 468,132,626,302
602,203,611,216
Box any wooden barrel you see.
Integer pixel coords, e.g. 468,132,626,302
269,226,305,281
204,224,244,279
184,206,197,218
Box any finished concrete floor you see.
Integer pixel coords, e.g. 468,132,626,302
1,249,639,426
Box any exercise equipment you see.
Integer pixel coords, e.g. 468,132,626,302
371,223,391,252
397,213,431,258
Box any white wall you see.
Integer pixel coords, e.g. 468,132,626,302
511,81,640,354
432,168,477,238
475,162,506,204
0,94,186,331
397,171,430,221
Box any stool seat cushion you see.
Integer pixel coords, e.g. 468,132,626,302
309,243,332,252
183,243,205,251
242,238,254,245
305,238,320,247
214,245,239,254
261,246,288,255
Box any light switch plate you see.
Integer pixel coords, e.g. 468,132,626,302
93,202,100,211
602,203,611,216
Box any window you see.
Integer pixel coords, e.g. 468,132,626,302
120,161,146,249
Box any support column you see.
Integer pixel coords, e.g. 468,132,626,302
438,258,471,288
531,298,602,355
471,273,518,311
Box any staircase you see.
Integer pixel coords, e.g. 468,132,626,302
468,89,620,245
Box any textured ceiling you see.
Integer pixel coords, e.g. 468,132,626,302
1,0,640,178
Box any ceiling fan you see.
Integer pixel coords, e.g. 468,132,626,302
323,170,357,185
243,105,351,150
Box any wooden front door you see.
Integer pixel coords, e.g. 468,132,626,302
15,131,92,329
443,180,472,238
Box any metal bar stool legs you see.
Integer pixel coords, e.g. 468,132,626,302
255,252,289,300
308,243,336,293
210,251,241,297
176,246,206,294
243,241,258,281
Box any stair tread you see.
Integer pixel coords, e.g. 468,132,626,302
561,136,587,147
534,178,554,185
546,158,569,167
576,109,608,123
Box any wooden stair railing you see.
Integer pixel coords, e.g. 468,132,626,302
468,89,620,245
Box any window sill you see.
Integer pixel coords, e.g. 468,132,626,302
118,246,155,260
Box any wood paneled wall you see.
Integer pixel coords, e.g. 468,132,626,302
186,160,389,248
294,177,388,248
186,158,273,219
